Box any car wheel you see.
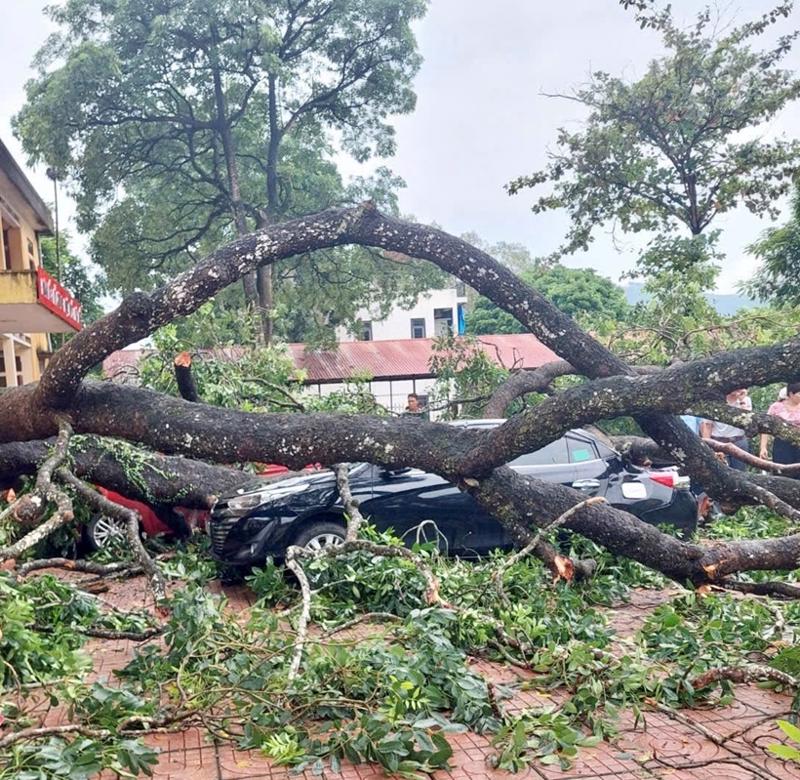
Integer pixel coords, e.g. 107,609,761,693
85,514,129,551
292,521,345,552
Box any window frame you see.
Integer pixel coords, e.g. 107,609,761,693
358,320,373,341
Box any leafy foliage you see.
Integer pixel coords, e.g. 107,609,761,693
468,264,630,335
0,574,157,689
1,736,158,780
139,314,387,415
5,518,800,777
768,719,800,763
508,1,800,270
427,334,509,419
747,183,800,306
139,317,301,412
15,0,435,343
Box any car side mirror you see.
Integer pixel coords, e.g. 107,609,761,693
380,467,412,479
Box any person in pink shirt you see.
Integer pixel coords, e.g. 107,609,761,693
760,382,800,467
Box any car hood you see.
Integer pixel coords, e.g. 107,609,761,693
220,465,366,501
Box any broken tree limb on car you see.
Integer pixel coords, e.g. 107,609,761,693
56,470,167,604
5,204,800,589
3,202,791,509
335,463,366,542
8,381,800,582
0,420,75,563
0,436,249,507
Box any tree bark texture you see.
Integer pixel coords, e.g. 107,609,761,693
5,204,800,586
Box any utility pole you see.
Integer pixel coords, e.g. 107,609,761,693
45,167,60,281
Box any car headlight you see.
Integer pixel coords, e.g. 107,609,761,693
227,493,265,511
227,482,310,511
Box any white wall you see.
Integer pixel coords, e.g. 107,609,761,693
302,377,439,416
338,286,468,342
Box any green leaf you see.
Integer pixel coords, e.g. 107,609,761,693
767,743,800,761
776,720,800,745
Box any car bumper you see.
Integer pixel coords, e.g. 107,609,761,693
637,488,698,536
208,512,295,565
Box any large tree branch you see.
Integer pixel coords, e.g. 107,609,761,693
25,203,781,516
0,437,248,508
4,382,800,584
484,360,576,417
57,469,167,604
5,204,800,589
485,361,663,418
459,341,800,476
0,421,75,562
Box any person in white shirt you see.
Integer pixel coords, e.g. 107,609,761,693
700,389,751,471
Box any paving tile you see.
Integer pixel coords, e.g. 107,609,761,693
534,742,650,779
733,685,796,717
647,758,780,779
145,727,212,754
151,746,218,773
215,744,281,778
614,712,740,766
681,695,772,723
37,571,800,780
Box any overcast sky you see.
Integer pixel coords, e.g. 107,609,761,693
2,0,799,294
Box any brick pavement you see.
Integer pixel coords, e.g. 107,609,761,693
38,576,800,779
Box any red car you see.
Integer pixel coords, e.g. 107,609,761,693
85,465,315,550
85,487,210,550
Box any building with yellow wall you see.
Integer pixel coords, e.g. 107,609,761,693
0,139,81,387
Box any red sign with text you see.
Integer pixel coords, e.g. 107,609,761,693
36,267,82,331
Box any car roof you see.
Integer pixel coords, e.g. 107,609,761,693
448,418,600,444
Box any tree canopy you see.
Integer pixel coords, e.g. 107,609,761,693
508,1,800,271
15,0,435,344
746,182,800,306
468,264,630,335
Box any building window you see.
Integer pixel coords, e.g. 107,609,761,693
410,318,426,339
433,308,454,337
358,320,373,341
0,353,5,388
15,355,23,386
1,228,9,271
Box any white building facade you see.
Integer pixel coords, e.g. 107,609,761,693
338,284,468,343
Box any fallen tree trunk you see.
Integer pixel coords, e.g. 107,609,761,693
2,382,799,585
3,203,800,590
0,436,249,508
22,202,782,515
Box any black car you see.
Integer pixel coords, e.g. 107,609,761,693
209,421,698,567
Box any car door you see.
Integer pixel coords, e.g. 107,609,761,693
563,434,614,498
358,468,482,553
449,437,575,553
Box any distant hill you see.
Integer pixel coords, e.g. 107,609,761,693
624,282,756,316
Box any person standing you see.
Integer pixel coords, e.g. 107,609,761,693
700,389,751,471
759,382,800,468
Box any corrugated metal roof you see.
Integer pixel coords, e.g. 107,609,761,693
103,334,559,385
287,335,559,384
